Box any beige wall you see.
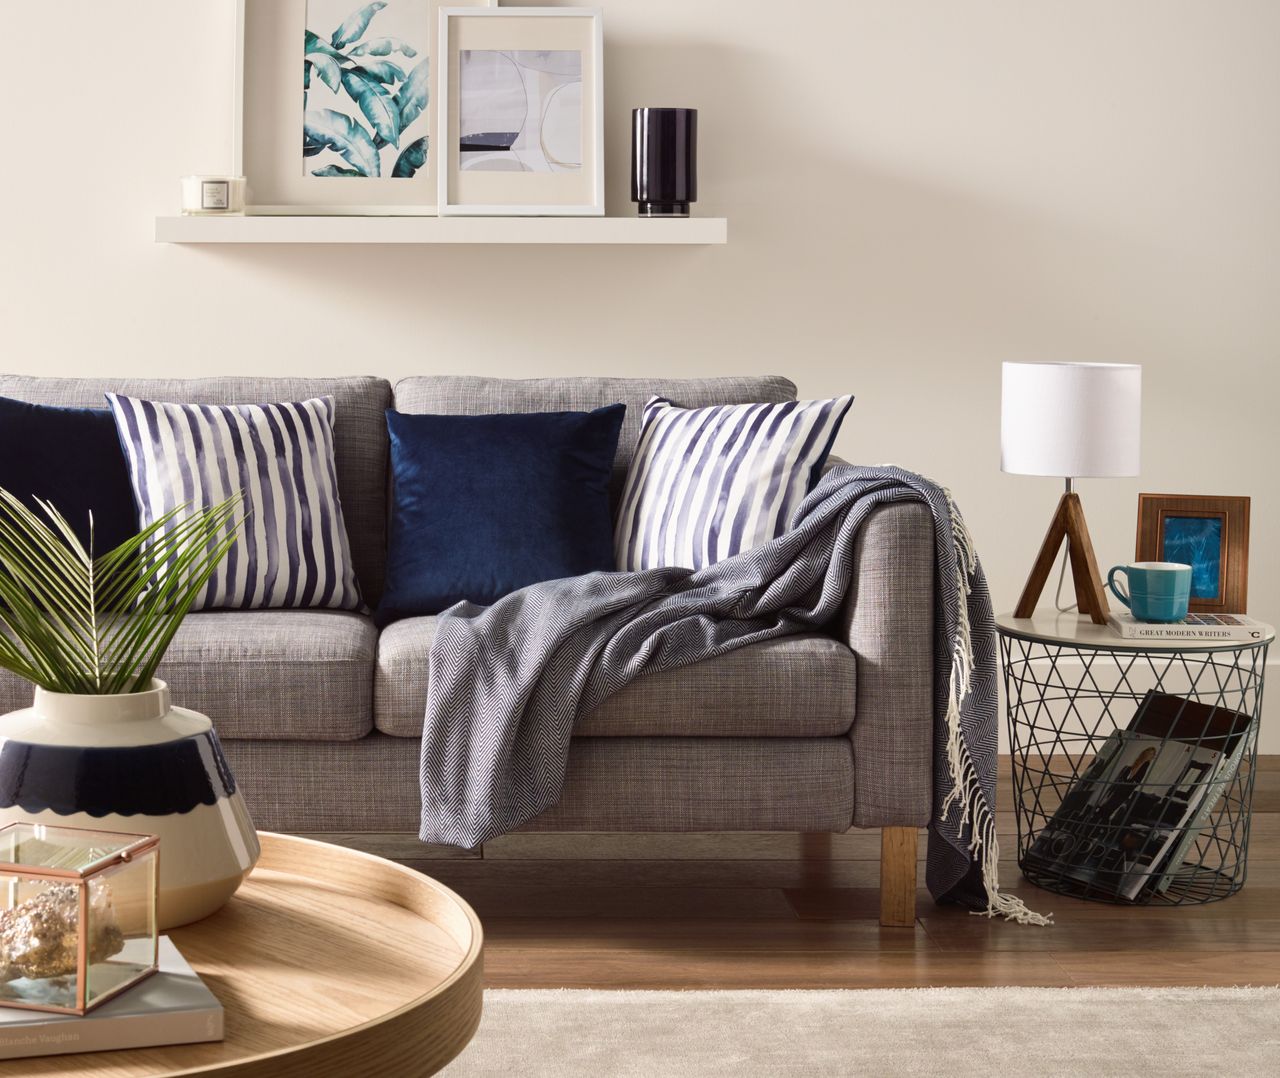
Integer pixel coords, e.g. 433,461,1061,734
2,2,1277,741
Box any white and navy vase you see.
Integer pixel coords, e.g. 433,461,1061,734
0,680,258,929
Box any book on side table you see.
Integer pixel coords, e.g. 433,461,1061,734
1108,612,1273,643
0,937,222,1061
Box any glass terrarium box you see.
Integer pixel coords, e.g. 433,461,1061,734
0,823,158,1015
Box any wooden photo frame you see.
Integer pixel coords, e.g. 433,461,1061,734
438,7,605,216
234,0,494,216
1136,494,1251,614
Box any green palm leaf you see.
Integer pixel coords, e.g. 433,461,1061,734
305,30,347,62
392,136,428,178
331,2,387,49
355,59,406,85
349,37,418,59
340,67,401,147
395,57,430,130
304,109,380,177
0,489,244,696
307,54,343,93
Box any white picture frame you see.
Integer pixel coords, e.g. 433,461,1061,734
437,7,604,216
232,0,494,215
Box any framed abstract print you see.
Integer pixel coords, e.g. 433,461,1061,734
438,8,604,216
1136,493,1251,614
234,0,493,215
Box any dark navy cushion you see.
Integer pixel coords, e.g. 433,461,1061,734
378,405,626,624
0,396,137,553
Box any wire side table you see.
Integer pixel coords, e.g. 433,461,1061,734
996,611,1272,906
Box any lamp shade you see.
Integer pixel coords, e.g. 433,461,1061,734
1001,362,1141,478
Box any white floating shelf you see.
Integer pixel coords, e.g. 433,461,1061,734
154,215,727,245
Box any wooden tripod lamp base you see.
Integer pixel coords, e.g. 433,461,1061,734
1013,490,1110,625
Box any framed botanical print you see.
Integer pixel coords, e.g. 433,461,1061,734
438,8,604,216
234,0,493,215
1136,494,1251,613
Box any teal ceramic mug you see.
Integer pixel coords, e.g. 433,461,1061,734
1107,561,1192,623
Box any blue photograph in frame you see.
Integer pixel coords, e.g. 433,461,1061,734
1162,515,1223,600
1139,494,1249,614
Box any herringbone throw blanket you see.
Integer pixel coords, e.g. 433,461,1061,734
419,465,1048,921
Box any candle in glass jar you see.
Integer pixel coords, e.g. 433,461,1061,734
180,175,246,215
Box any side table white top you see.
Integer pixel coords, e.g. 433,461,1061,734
995,610,1275,652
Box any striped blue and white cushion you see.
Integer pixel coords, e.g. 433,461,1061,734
107,394,362,611
614,395,854,572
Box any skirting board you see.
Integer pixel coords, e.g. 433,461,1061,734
154,215,728,245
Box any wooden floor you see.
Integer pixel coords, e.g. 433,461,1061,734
310,757,1280,990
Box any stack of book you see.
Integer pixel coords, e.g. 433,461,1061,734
1108,611,1273,643
1023,690,1256,901
0,937,222,1061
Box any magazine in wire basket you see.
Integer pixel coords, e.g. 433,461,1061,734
1024,690,1254,900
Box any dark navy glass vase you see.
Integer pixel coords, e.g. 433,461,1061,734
632,108,698,217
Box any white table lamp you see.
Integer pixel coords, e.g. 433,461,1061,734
1001,362,1141,623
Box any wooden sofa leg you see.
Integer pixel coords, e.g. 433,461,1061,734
879,826,918,927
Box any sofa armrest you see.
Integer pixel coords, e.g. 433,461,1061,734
822,453,852,474
836,499,935,828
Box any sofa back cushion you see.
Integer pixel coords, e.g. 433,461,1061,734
0,376,392,605
392,375,798,509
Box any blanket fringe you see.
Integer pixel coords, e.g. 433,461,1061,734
938,486,1053,927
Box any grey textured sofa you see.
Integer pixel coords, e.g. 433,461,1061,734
0,374,934,926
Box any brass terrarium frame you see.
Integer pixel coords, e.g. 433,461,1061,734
0,827,160,1015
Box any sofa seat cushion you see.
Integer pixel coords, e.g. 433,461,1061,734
156,611,377,740
375,617,856,738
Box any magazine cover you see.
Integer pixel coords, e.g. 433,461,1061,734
1024,691,1252,900
1155,720,1255,893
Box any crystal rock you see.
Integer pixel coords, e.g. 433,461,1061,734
0,883,125,982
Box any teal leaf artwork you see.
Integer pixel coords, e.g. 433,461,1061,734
350,37,418,58
340,67,401,147
392,136,428,178
303,108,380,176
305,2,427,180
395,57,430,131
331,2,387,49
357,59,406,84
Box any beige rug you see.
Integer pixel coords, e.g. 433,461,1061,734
441,987,1280,1077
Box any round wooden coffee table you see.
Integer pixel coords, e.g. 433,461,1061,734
1,833,483,1077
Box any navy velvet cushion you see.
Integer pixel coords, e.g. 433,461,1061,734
0,396,137,553
378,404,626,624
